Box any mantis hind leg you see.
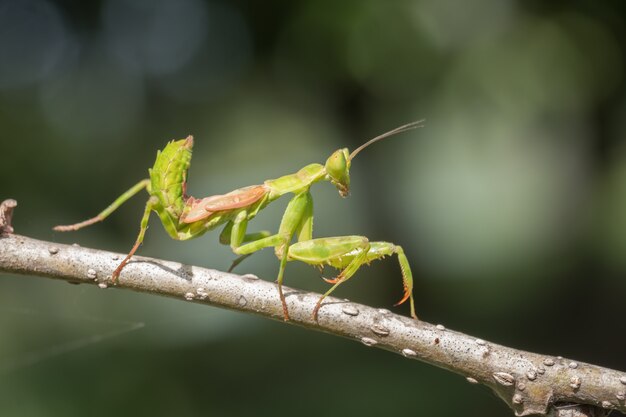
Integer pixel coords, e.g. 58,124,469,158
111,196,157,283
53,179,150,231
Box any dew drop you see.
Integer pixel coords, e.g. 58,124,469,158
436,324,445,330
48,246,59,255
602,401,613,409
184,292,195,301
475,338,486,346
616,391,625,401
569,362,578,369
466,377,478,384
377,308,390,314
111,254,120,260
87,269,97,279
543,358,555,366
526,371,537,381
620,376,626,385
570,376,581,389
98,282,108,289
512,394,523,404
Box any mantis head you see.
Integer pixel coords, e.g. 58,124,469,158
325,148,351,197
324,120,424,197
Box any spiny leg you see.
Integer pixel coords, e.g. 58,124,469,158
392,245,417,320
54,179,150,231
337,242,416,320
287,236,371,320
288,238,417,320
111,197,157,283
312,241,370,321
336,241,416,320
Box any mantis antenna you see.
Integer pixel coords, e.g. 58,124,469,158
349,119,425,161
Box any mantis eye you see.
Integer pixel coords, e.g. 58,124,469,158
325,149,350,196
326,149,346,177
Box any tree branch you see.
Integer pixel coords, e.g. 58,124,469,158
0,203,624,416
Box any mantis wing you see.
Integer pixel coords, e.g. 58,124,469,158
181,185,268,223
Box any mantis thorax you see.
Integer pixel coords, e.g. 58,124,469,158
324,148,351,197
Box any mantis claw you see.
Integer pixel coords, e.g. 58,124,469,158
277,283,290,321
228,254,252,272
322,276,341,284
312,298,323,321
393,291,411,307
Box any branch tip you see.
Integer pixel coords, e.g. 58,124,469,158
0,199,17,234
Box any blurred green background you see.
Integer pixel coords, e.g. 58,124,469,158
1,0,625,415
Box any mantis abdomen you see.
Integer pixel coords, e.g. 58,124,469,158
149,136,194,220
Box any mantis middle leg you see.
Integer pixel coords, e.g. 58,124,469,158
233,191,314,320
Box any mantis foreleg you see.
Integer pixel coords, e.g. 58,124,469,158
54,179,150,231
295,191,313,242
292,236,371,320
393,246,416,319
287,238,417,320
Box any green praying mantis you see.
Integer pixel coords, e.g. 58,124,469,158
54,121,423,320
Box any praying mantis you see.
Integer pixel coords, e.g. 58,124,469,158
54,121,423,320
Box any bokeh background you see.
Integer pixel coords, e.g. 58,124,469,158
1,0,625,416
